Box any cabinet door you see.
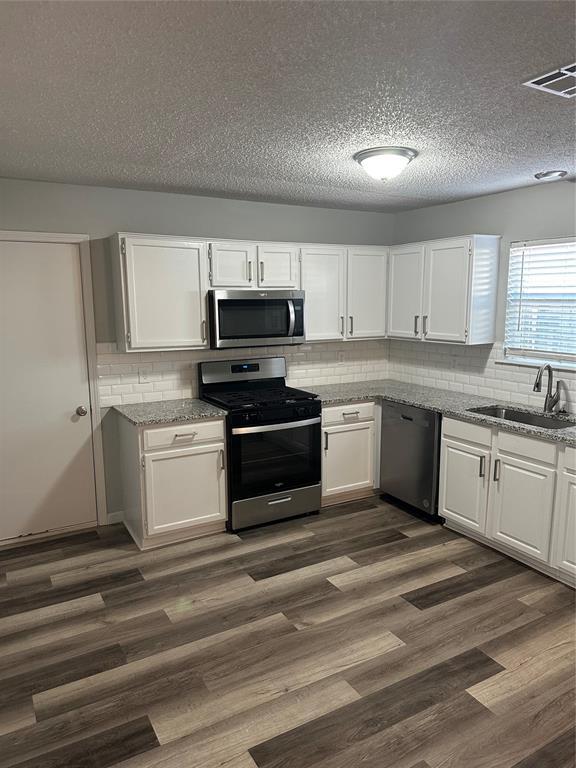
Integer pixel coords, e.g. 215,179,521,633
144,443,226,534
551,469,576,577
123,236,207,349
209,242,256,287
300,247,346,341
387,244,424,339
422,238,471,343
322,421,374,496
257,244,299,288
346,248,388,339
439,438,490,533
490,453,555,562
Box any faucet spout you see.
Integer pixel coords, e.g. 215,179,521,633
533,364,560,413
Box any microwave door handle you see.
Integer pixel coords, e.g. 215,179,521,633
287,299,296,336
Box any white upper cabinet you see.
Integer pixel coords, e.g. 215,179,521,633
300,246,346,341
388,244,425,339
257,244,299,288
422,238,471,342
346,248,388,339
208,242,256,287
388,235,500,345
113,234,208,352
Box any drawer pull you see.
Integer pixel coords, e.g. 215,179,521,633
343,410,360,417
173,432,198,441
268,496,292,506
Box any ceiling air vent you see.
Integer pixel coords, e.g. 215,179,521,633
524,64,576,98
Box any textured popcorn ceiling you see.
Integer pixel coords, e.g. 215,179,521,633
0,0,574,211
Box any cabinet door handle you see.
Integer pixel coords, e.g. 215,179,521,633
414,315,419,336
340,315,345,337
219,449,225,471
423,315,428,337
493,458,500,482
259,261,264,283
248,261,253,282
478,455,485,478
208,252,213,285
349,316,354,335
324,431,329,451
201,319,207,343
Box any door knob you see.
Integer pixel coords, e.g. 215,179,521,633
76,405,88,416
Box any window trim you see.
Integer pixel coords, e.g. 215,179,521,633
503,235,576,364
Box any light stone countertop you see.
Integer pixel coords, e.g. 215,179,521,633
113,380,576,445
113,398,226,426
312,379,576,447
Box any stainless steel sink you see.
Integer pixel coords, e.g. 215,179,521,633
467,406,576,430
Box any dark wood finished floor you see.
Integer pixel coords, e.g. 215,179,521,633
0,497,574,768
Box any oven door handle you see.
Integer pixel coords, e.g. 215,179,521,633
287,299,296,337
231,417,321,435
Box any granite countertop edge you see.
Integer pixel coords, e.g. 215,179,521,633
112,381,576,446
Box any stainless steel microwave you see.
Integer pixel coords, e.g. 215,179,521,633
208,290,305,348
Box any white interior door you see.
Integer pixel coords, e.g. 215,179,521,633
346,248,388,338
0,238,97,540
388,245,424,339
300,247,346,341
422,238,471,342
124,237,207,349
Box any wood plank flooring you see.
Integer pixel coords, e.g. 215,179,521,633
0,496,573,767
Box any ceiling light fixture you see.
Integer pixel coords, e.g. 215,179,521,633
354,146,418,181
534,170,568,180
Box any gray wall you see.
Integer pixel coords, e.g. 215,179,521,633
394,182,576,338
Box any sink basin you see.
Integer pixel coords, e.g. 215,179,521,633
467,406,576,430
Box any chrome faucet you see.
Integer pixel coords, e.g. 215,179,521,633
533,364,560,413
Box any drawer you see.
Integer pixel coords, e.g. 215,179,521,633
143,420,224,451
442,417,493,447
497,430,557,465
562,445,576,472
322,401,375,425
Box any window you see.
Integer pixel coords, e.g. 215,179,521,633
504,238,576,363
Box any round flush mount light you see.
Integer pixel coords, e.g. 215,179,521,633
534,170,568,180
353,146,418,181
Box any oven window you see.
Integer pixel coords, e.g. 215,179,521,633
218,299,290,339
230,422,321,499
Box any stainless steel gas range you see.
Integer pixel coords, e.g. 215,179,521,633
199,357,321,531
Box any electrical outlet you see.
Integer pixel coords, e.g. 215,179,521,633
139,369,153,383
338,351,346,362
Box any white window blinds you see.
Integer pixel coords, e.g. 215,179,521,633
505,238,576,361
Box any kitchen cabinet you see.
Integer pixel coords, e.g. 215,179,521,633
300,246,347,341
346,248,388,338
208,242,257,287
112,234,208,351
490,451,555,562
388,244,424,339
439,437,490,533
439,418,572,584
388,235,500,344
118,417,227,549
257,244,300,288
322,403,376,499
551,448,576,577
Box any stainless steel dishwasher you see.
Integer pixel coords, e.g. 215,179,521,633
379,401,441,518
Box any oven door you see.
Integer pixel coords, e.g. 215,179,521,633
230,417,321,500
209,290,304,348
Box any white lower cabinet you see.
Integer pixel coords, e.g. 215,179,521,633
144,443,226,535
118,417,227,549
322,404,376,499
490,452,555,562
439,438,490,533
440,418,572,584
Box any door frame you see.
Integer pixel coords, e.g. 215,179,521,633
0,230,107,528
